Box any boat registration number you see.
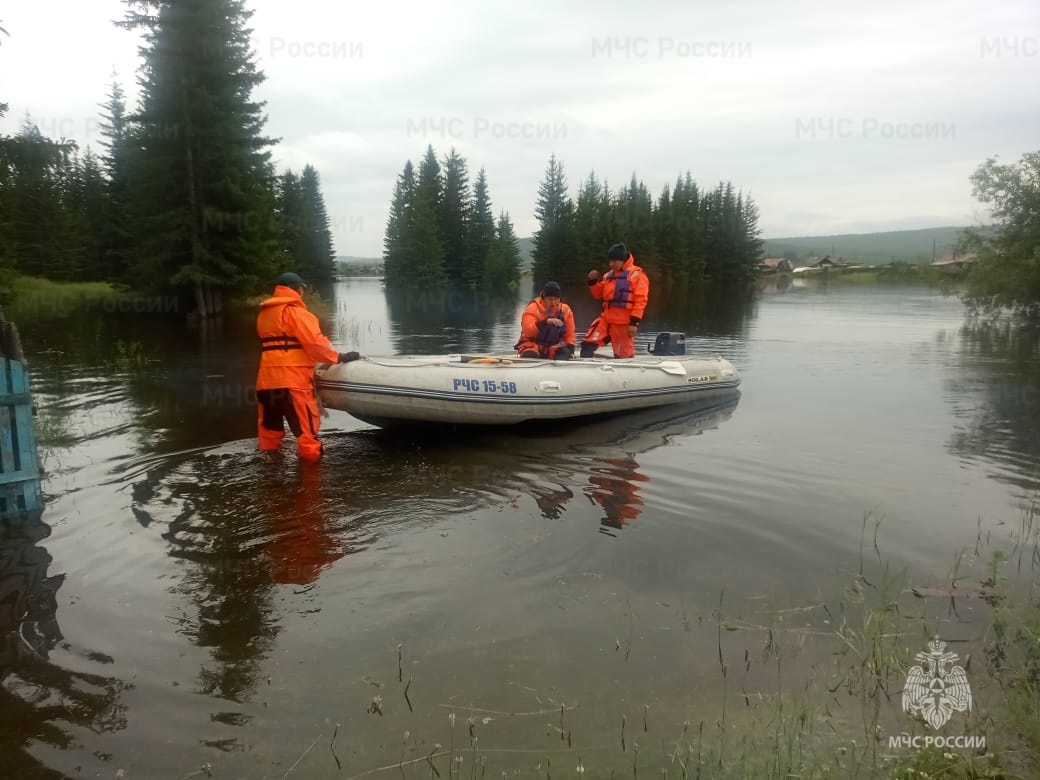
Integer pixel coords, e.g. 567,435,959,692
453,378,519,394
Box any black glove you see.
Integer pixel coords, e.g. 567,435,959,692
338,351,360,364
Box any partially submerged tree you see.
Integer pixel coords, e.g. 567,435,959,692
962,151,1040,318
118,0,280,317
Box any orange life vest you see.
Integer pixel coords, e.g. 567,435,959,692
590,254,649,325
257,297,313,367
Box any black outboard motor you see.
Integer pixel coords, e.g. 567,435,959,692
649,332,686,356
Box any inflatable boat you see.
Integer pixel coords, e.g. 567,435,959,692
315,333,741,428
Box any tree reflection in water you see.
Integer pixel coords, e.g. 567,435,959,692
157,455,359,703
385,288,522,355
0,511,128,778
949,321,1040,494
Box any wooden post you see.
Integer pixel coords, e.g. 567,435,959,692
0,305,43,518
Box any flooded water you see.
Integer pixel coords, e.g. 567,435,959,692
3,277,1039,777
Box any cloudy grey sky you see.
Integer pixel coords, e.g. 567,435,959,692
1,0,1037,256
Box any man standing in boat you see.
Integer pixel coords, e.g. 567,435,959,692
514,281,576,360
255,272,360,462
580,243,650,359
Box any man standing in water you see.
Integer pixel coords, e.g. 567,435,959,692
580,243,650,358
255,272,359,462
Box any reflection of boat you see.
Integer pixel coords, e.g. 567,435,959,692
338,394,741,533
315,351,740,427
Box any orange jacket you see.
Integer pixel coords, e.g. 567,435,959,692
518,297,576,348
256,285,340,391
588,254,649,325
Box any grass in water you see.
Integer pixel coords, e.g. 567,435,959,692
4,275,143,321
323,506,1040,780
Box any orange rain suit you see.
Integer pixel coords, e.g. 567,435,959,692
583,254,650,358
514,296,577,359
255,285,340,462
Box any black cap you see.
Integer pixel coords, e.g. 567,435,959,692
541,281,562,298
276,271,308,290
607,243,629,261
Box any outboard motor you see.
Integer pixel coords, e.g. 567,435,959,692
649,332,686,356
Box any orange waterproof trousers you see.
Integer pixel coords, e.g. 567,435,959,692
582,319,636,358
256,388,323,462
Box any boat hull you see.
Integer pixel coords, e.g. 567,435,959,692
315,353,741,427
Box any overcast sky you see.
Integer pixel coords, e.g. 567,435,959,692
1,0,1037,256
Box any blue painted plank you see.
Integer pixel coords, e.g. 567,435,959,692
0,356,42,516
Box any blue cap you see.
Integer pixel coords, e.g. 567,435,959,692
276,272,308,290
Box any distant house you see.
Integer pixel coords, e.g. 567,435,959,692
930,252,978,273
793,255,838,274
757,257,793,273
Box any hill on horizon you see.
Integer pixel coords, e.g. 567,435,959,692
341,226,968,270
761,226,967,264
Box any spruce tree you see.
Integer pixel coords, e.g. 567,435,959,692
64,149,110,281
573,172,613,281
99,76,129,186
701,184,726,282
466,167,495,288
403,146,446,288
297,164,336,287
675,173,701,278
6,119,73,279
607,174,653,271
275,170,304,274
532,154,576,283
439,148,471,286
119,0,280,316
653,184,675,279
484,211,521,291
742,194,763,267
382,161,415,289
98,75,133,279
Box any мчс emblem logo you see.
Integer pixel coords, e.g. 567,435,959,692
902,636,972,730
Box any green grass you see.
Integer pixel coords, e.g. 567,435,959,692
237,287,333,321
6,274,123,299
3,275,163,322
327,510,1040,780
32,403,78,449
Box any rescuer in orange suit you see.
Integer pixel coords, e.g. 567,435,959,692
580,243,650,359
255,272,359,462
514,281,576,359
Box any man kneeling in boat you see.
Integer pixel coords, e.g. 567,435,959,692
514,281,576,360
